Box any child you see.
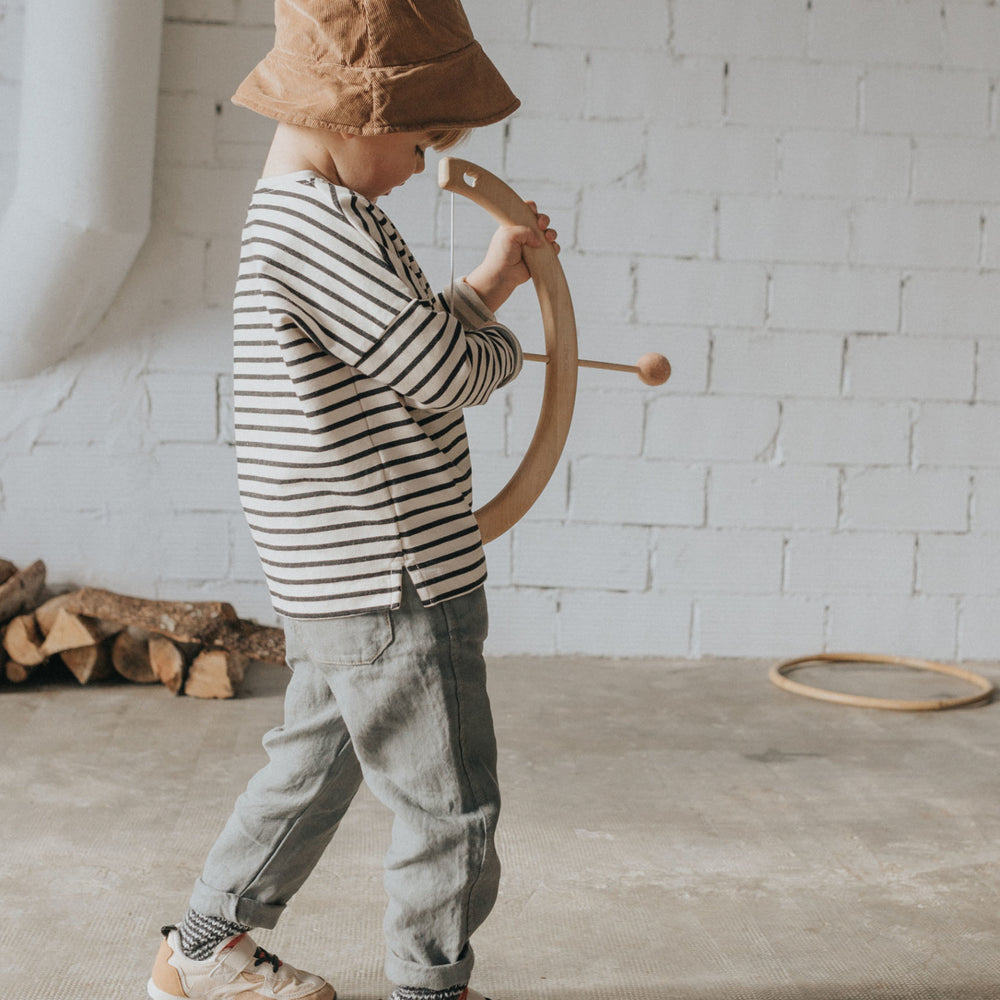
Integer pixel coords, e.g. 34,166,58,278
146,2,558,999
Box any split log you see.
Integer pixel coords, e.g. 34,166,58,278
35,592,79,635
149,635,187,695
62,588,237,645
0,560,46,625
3,614,45,667
0,559,17,587
61,642,113,685
185,648,246,699
40,609,111,657
5,659,42,683
200,620,286,664
111,627,158,684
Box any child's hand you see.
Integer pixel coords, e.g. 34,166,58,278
464,202,559,314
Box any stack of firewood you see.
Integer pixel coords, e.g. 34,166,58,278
0,559,285,699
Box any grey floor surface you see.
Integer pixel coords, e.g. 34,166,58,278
2,655,1000,1000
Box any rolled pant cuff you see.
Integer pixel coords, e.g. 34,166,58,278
190,877,286,929
385,947,474,992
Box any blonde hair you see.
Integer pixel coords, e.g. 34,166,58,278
428,127,472,151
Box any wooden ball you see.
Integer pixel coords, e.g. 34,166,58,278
637,352,671,386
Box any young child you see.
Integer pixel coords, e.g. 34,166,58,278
147,2,558,1000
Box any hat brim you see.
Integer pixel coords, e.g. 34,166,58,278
232,40,519,135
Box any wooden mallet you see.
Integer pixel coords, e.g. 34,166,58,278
522,350,671,386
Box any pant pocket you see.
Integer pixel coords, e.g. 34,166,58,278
285,610,394,667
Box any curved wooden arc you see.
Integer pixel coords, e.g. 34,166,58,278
770,652,995,711
439,157,579,544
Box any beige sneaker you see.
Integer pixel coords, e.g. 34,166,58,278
147,926,335,1000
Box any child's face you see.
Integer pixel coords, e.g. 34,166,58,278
334,131,432,202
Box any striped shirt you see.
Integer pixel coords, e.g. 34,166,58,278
233,171,522,619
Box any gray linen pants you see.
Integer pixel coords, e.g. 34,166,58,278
189,577,501,990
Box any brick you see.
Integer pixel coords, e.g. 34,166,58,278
571,458,705,527
154,443,239,511
146,372,219,442
129,230,209,311
512,522,650,590
1,448,158,514
673,0,808,58
636,259,767,328
464,393,508,453
915,402,1000,466
780,132,910,198
708,465,839,530
913,138,1000,201
727,61,858,130
842,468,970,533
977,342,1000,403
0,5,24,84
904,271,1000,337
230,515,263,580
154,165,261,237
531,0,669,48
483,534,512,588
785,532,916,595
943,3,1000,69
781,400,911,465
769,265,899,334
827,596,958,659
148,308,235,374
558,389,645,457
578,186,714,259
851,202,981,269
557,591,692,657
165,0,237,22
160,23,271,96
154,93,218,166
958,597,1000,660
487,43,587,118
34,368,148,448
710,330,843,398
919,532,1000,595
809,0,944,65
586,53,723,123
483,587,558,656
463,0,528,42
558,252,635,324
647,126,778,195
972,471,1000,532
471,455,569,523
864,68,990,137
205,237,243,307
159,512,232,579
846,334,975,402
236,0,275,26
697,596,825,658
985,209,1000,271
718,196,850,265
653,527,784,593
645,396,780,463
507,118,645,187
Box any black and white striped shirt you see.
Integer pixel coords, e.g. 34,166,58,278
233,171,522,619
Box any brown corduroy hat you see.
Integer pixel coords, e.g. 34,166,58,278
232,0,520,135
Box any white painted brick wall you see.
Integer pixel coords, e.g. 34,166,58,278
3,0,1000,663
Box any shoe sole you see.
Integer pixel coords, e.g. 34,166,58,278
147,977,183,1000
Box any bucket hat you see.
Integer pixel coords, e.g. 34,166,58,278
232,0,519,135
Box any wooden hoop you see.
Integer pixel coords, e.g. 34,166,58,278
770,652,996,712
438,157,579,544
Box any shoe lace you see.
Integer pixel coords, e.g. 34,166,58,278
252,946,282,974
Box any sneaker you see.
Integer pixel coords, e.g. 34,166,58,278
147,925,335,1000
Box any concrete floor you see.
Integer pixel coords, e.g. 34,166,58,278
2,655,1000,1000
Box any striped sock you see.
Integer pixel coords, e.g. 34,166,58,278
390,987,467,1000
176,909,251,961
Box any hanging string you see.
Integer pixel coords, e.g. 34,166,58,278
449,190,456,300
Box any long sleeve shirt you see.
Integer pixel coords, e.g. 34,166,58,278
232,171,522,619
